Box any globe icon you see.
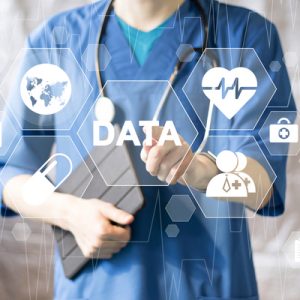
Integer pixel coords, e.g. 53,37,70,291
20,64,72,115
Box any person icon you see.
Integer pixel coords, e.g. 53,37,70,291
235,152,256,194
206,150,256,198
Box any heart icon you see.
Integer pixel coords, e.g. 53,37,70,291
202,67,257,119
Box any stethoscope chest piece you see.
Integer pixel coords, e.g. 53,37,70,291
94,96,116,122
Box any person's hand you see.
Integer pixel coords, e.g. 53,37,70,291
140,126,194,184
66,197,134,259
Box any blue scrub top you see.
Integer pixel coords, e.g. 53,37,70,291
0,0,296,299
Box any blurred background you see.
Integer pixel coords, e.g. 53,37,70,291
0,0,299,299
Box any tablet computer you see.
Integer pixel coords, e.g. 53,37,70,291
53,125,144,279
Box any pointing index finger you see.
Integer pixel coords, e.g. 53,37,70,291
143,125,164,143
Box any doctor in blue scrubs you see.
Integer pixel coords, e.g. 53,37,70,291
0,0,296,299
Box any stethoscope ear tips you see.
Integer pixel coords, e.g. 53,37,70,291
94,96,116,123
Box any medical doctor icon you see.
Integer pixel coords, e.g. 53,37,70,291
206,150,256,198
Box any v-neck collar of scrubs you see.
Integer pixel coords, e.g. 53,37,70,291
115,15,170,66
100,0,201,81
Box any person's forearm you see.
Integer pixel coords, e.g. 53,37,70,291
183,155,272,211
3,175,134,260
3,174,75,230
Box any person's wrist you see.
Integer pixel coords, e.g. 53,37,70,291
53,193,81,231
182,153,218,190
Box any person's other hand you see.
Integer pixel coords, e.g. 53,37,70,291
67,197,134,259
140,126,193,184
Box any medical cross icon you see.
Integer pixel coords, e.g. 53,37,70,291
244,178,251,187
232,180,242,190
278,128,290,139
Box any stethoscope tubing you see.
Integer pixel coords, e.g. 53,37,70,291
95,0,217,153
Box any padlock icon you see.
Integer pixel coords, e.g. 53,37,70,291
269,118,299,143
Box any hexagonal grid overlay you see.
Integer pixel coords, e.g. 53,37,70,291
166,195,196,222
185,135,276,218
282,231,300,269
78,80,198,186
259,111,300,156
165,224,180,238
12,222,31,242
176,44,196,63
0,48,92,130
183,48,276,130
0,136,92,218
82,44,111,72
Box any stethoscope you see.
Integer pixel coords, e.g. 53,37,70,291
94,0,218,154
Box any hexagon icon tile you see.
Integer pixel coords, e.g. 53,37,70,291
0,136,92,218
269,61,281,73
176,44,196,63
12,222,31,242
183,48,277,130
165,224,180,238
78,80,198,186
0,48,92,130
166,195,196,222
184,135,276,218
282,231,300,269
82,44,111,72
258,111,300,156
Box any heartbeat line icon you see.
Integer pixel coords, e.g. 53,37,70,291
202,67,258,119
202,77,257,99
